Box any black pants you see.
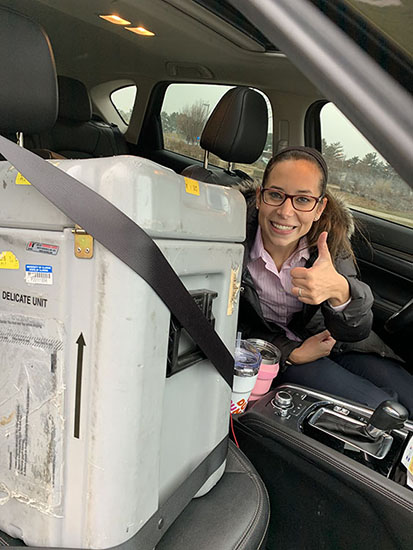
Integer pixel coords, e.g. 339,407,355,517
276,352,413,417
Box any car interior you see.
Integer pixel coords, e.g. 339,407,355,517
0,0,412,549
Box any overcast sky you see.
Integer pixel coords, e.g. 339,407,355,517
321,103,385,160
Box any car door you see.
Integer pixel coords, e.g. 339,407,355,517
353,212,413,363
308,100,413,365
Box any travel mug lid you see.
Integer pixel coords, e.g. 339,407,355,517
234,340,261,377
246,338,281,364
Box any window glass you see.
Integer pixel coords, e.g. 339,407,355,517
110,85,137,124
320,102,413,228
345,0,412,60
161,83,272,182
309,1,412,91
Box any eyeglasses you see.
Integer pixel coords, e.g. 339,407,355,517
260,188,324,212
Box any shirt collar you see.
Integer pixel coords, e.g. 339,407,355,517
250,227,310,265
289,237,310,264
250,226,265,261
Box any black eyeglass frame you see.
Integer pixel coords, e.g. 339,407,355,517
260,187,325,212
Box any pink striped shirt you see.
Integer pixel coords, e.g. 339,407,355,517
248,228,310,342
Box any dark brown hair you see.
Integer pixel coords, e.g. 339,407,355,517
262,148,354,262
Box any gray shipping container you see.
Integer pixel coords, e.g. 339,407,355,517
0,156,245,548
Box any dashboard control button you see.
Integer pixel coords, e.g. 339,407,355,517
274,391,293,408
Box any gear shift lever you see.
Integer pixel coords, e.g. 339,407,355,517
364,400,408,440
309,399,408,459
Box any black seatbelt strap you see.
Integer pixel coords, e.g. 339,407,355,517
0,135,234,387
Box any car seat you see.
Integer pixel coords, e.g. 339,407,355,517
26,75,129,159
182,86,268,187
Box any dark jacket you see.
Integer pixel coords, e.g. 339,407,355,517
238,188,401,371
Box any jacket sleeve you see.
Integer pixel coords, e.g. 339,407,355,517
320,255,373,342
270,332,302,372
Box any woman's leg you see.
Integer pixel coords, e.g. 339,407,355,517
332,353,413,417
276,356,396,410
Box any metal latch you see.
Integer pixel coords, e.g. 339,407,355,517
72,224,93,259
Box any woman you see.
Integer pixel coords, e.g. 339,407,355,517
238,146,413,416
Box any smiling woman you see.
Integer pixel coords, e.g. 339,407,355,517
237,146,413,417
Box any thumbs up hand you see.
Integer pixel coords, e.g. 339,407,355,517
291,232,350,306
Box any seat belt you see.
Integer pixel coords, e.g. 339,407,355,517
0,135,234,549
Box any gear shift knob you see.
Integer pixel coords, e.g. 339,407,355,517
364,400,408,439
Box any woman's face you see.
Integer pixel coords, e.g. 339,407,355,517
256,159,327,257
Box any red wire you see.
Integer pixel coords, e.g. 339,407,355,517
230,414,240,448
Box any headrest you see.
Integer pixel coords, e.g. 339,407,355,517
0,6,57,134
58,76,92,122
200,87,268,164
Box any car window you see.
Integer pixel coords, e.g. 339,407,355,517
320,102,413,228
161,83,273,182
310,0,413,92
110,85,137,125
345,0,413,60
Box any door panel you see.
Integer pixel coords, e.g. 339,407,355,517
352,211,413,363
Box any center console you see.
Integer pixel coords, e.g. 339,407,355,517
244,384,413,486
234,384,413,549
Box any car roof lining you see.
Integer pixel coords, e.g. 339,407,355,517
4,0,320,95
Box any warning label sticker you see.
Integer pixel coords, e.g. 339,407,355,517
0,314,64,514
0,251,19,270
15,173,31,186
184,177,200,196
25,264,53,285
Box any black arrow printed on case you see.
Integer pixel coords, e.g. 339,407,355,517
74,333,86,439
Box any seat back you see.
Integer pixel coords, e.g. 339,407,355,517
182,86,268,186
0,7,57,137
27,75,129,158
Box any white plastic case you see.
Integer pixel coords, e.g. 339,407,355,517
0,156,245,548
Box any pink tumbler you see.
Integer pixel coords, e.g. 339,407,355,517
247,339,281,401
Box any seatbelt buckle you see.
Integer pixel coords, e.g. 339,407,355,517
72,224,94,259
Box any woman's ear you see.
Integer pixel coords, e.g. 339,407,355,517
316,196,328,219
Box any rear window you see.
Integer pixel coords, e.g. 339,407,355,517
111,85,137,125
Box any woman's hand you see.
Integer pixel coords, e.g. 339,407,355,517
288,330,336,364
291,232,350,306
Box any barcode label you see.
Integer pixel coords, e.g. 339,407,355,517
25,264,53,285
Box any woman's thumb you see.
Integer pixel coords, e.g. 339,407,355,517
315,231,331,262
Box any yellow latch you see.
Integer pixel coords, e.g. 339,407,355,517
72,225,94,259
